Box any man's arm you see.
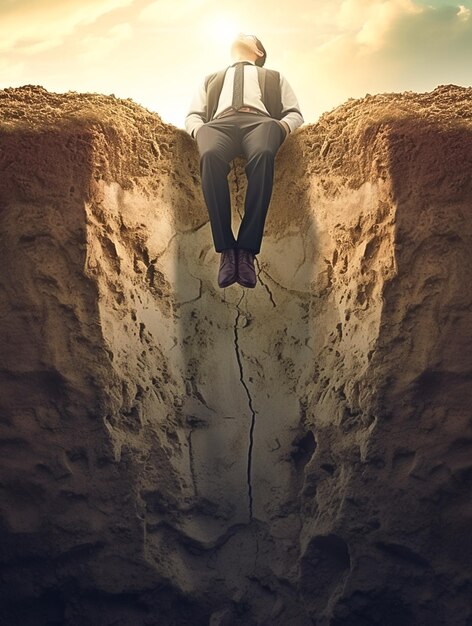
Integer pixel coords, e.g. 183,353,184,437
184,77,207,139
277,74,304,137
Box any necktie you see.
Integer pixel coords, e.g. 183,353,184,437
232,61,251,110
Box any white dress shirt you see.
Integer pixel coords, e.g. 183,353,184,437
185,60,304,139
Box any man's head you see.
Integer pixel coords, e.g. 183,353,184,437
231,33,267,67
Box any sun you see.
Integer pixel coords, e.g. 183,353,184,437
201,13,242,45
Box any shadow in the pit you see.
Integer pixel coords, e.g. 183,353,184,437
0,124,148,624
171,126,318,543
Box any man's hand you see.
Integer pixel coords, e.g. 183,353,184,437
276,119,290,140
193,124,205,139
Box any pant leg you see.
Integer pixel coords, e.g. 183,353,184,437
195,121,241,252
237,118,285,254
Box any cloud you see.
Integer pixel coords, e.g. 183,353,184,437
137,0,209,25
389,2,472,49
355,0,422,50
0,0,133,53
281,0,472,121
457,4,471,19
319,1,472,73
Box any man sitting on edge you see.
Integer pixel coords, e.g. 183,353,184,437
185,32,304,288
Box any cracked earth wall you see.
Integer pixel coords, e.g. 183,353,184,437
0,85,471,626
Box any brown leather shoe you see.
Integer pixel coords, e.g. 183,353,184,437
218,248,238,288
237,248,257,288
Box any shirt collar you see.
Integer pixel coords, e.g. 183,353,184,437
230,60,256,67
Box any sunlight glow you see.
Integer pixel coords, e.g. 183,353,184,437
201,13,242,45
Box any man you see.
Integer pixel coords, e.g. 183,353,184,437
185,33,304,288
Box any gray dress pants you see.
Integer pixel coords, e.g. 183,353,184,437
195,111,286,254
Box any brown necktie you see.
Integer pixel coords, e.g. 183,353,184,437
232,61,250,110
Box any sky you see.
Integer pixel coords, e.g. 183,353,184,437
0,0,471,128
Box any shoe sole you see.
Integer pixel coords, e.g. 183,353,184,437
236,277,256,288
218,275,238,288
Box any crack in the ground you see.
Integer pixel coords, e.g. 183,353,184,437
154,220,210,262
295,230,308,276
186,423,199,497
175,272,203,307
233,291,257,521
187,375,217,415
254,530,260,571
255,258,277,307
259,267,310,297
154,231,179,261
